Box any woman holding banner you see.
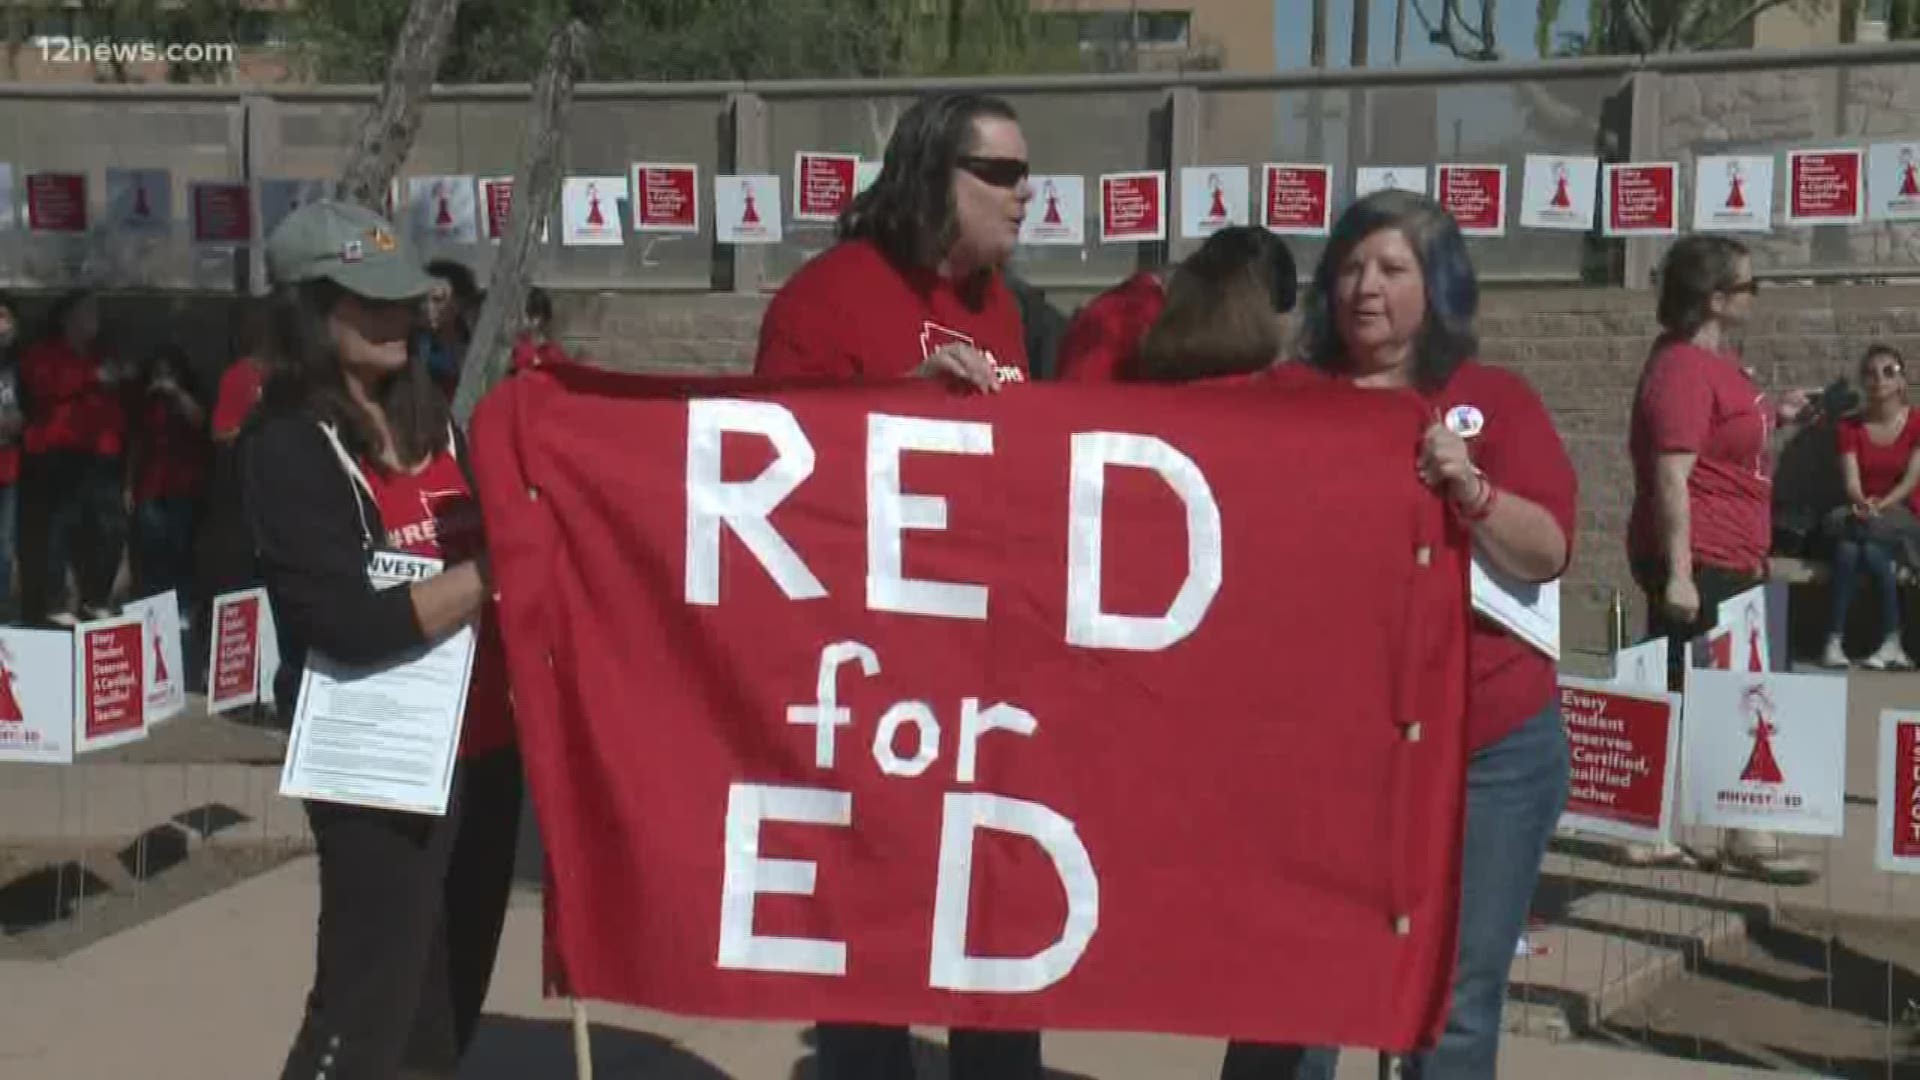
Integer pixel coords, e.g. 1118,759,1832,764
243,200,521,1080
1226,189,1576,1079
754,90,1043,1080
1627,234,1818,882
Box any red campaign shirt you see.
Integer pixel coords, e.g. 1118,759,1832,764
1837,411,1920,512
133,393,210,502
360,450,514,757
1628,339,1772,573
754,238,1029,382
1270,361,1577,750
21,338,126,457
212,357,266,439
1056,271,1167,382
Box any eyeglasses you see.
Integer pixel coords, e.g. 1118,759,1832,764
1868,363,1905,380
956,155,1030,189
1724,279,1760,295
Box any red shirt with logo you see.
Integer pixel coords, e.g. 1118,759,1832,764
133,392,210,502
212,357,266,439
359,449,514,757
1837,410,1920,513
1271,360,1578,750
1056,271,1167,382
754,238,1030,383
1628,339,1772,573
21,338,126,457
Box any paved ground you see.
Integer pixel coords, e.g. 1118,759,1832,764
0,857,1794,1080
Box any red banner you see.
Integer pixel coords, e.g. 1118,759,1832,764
77,618,144,752
471,369,1472,1050
209,590,263,712
1558,680,1678,843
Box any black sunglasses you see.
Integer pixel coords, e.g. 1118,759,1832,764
956,155,1030,189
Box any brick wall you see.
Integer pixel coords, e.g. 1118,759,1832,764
547,284,1920,652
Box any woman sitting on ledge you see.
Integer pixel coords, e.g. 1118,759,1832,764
1822,343,1920,670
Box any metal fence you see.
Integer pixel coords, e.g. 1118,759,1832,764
7,42,1920,296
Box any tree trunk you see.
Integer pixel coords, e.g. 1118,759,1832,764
450,20,588,426
335,0,463,209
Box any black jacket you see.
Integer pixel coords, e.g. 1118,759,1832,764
238,406,445,711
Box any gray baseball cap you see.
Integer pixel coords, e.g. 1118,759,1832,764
265,198,435,301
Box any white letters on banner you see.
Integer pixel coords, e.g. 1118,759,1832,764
1878,710,1920,873
723,639,1098,990
1682,669,1848,837
684,403,1224,649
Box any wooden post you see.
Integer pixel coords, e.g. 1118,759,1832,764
450,20,588,426
334,0,463,210
570,998,594,1080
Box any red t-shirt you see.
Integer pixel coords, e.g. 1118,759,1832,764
21,338,126,457
133,393,210,502
1056,271,1167,382
1628,339,1772,573
754,238,1029,382
1271,360,1578,750
509,333,570,372
212,357,266,439
1837,411,1920,512
360,450,514,757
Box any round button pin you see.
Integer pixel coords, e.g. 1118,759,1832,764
1444,404,1485,439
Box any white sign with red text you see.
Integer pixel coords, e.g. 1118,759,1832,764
1682,669,1847,837
1693,155,1775,233
74,615,147,754
123,590,186,726
0,628,73,764
1604,162,1680,237
1021,175,1085,246
632,163,700,233
1179,166,1249,238
1559,677,1682,845
1519,154,1598,231
1786,148,1864,226
794,151,859,224
716,175,783,244
1437,164,1508,237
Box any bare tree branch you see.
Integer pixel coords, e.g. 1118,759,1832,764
451,19,588,426
335,0,462,210
1692,0,1801,49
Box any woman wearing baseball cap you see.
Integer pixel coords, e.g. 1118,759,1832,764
242,199,520,1080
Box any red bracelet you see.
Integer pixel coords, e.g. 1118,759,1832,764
1458,475,1498,522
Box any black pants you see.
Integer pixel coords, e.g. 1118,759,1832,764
1632,560,1764,693
815,1023,1043,1080
32,450,126,613
280,748,524,1080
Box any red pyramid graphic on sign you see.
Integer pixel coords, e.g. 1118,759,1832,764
435,185,453,226
1726,171,1747,211
1042,181,1062,225
151,626,169,686
585,185,605,227
1551,166,1572,209
1207,174,1228,221
133,181,151,219
1748,624,1765,672
1904,158,1919,198
1740,709,1785,783
741,187,760,226
0,657,21,723
1709,631,1733,669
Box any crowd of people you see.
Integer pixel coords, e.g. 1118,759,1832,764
0,89,1895,1080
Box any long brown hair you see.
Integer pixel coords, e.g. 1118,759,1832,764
1135,226,1293,382
255,278,448,469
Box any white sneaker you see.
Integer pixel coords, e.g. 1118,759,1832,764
1821,636,1850,668
1864,638,1914,671
46,611,77,629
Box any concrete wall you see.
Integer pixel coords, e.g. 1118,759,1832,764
536,283,1918,650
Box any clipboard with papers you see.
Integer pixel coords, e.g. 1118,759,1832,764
1469,548,1561,661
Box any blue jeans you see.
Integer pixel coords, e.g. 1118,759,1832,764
1220,701,1571,1080
1829,537,1901,645
136,496,196,602
41,451,127,612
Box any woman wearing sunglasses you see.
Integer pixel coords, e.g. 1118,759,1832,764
755,91,1034,394
753,91,1046,1080
1821,344,1919,669
243,200,522,1080
1626,234,1818,880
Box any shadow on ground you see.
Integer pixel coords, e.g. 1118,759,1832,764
462,1017,735,1079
